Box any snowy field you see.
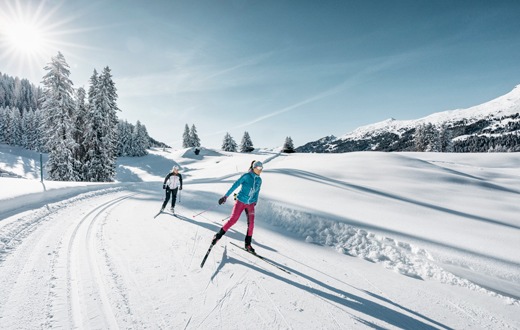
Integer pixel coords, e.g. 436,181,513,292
0,144,519,329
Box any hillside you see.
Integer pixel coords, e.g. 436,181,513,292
297,85,520,153
0,146,519,329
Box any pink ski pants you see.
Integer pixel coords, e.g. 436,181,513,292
222,201,255,236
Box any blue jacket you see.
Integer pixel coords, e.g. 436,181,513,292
225,171,262,205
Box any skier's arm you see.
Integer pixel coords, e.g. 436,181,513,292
224,174,246,197
163,173,172,189
179,174,183,190
163,173,172,185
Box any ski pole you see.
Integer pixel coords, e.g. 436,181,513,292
178,190,181,203
192,204,217,218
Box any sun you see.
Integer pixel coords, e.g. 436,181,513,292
0,1,92,82
0,1,52,58
0,0,78,82
3,20,45,54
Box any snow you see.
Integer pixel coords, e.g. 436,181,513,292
1,144,519,329
341,84,520,140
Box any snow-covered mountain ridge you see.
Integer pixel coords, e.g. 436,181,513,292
297,85,520,153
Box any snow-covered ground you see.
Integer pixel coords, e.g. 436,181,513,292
0,144,519,329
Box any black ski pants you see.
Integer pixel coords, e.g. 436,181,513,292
162,187,179,209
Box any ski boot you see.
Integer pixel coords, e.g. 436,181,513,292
245,235,256,254
212,229,226,245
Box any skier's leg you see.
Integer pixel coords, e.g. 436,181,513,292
222,201,246,232
245,204,255,237
244,204,256,253
161,188,171,210
171,188,178,208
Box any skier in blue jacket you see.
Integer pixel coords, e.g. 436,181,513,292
212,160,263,253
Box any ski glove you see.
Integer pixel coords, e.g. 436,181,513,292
218,196,227,205
162,184,166,189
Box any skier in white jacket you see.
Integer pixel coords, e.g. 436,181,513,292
161,166,183,213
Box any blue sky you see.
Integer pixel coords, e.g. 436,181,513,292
2,0,520,149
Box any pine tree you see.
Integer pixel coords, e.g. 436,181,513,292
10,107,22,146
0,106,6,143
117,120,133,156
82,67,120,182
240,131,254,152
190,124,201,147
282,136,295,153
440,124,454,152
221,132,237,152
40,52,78,181
3,107,13,144
21,108,32,149
182,124,191,148
73,87,88,179
133,120,150,156
83,69,102,181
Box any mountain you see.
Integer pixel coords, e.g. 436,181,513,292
297,85,520,153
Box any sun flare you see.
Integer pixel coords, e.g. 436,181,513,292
4,21,45,54
0,0,65,80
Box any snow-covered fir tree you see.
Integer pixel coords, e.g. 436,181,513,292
27,108,42,151
33,109,46,152
82,67,120,182
0,73,41,110
21,108,33,149
1,107,12,144
282,136,295,153
221,132,237,152
240,131,254,152
439,124,454,152
0,107,7,143
414,123,440,152
40,52,79,181
10,107,22,146
132,120,150,156
82,70,102,181
73,87,88,179
117,120,133,156
116,120,151,157
190,124,201,148
182,124,191,148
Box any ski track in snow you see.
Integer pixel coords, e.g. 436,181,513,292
0,189,139,329
66,193,138,329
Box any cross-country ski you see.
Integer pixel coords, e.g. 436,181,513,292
200,243,215,268
229,242,291,274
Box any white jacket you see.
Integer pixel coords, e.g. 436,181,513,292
164,173,183,190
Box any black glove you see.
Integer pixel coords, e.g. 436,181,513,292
218,196,227,205
162,184,166,189
180,186,183,190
